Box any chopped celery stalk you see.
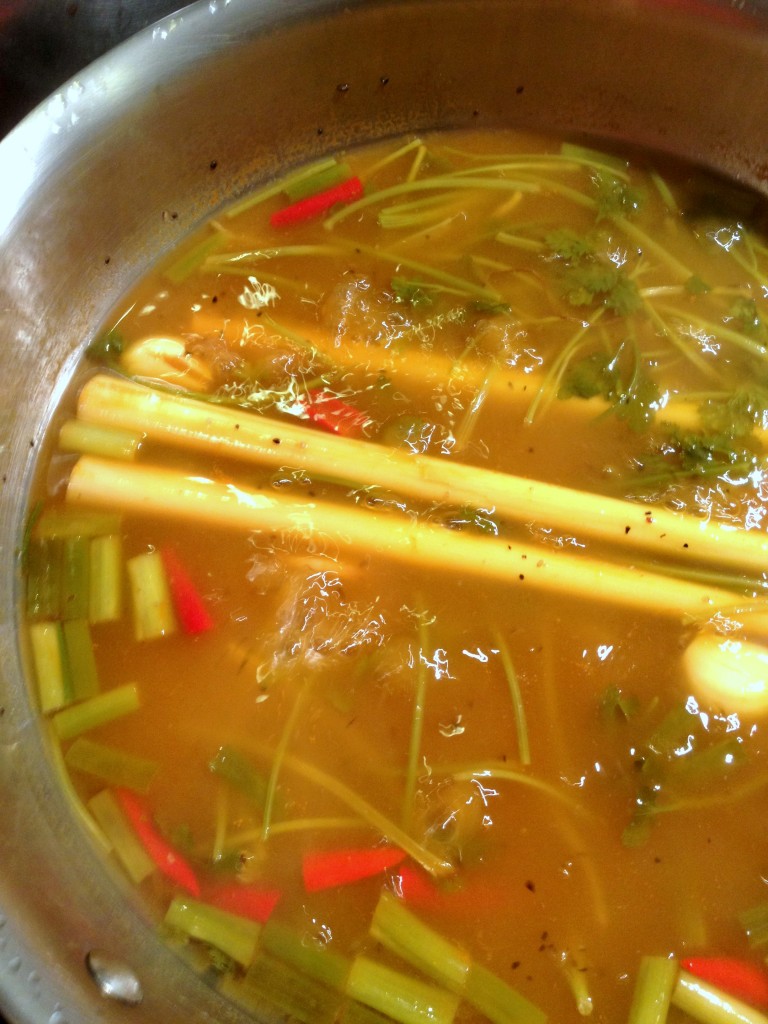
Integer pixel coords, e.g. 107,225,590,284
465,963,547,1024
403,615,428,828
739,903,768,948
52,682,140,740
127,550,176,641
26,537,62,622
224,157,340,219
62,618,99,700
209,745,269,809
222,951,342,1024
370,891,471,991
496,634,531,765
260,918,351,991
560,141,630,176
495,231,546,253
65,737,157,792
60,535,90,621
33,508,122,539
29,621,71,713
164,895,260,966
88,789,155,884
89,534,123,624
627,956,678,1024
649,171,680,215
164,228,230,285
345,955,460,1024
58,419,142,461
262,687,306,841
285,161,353,201
672,969,768,1024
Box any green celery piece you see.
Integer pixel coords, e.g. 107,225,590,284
88,789,155,884
65,737,157,793
86,328,124,367
52,683,140,741
62,619,99,700
89,534,123,624
60,535,91,621
739,902,768,948
33,508,122,539
127,550,176,641
209,745,270,809
225,952,342,1024
285,161,352,202
28,620,72,713
165,895,260,967
26,536,63,622
345,955,460,1024
260,918,350,991
224,157,340,219
672,969,768,1024
627,956,678,1024
599,685,640,723
370,890,471,991
465,962,547,1024
164,229,230,285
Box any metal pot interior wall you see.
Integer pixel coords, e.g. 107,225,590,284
0,0,767,1021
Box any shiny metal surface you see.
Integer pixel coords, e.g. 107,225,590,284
1,1,768,1021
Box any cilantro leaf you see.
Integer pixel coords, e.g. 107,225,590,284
391,277,434,308
593,171,645,220
544,229,594,262
728,297,767,340
558,347,659,431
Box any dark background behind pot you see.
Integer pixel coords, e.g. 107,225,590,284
0,0,186,137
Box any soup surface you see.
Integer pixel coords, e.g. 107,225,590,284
23,130,768,1024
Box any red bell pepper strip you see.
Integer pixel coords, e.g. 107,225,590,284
302,388,371,438
270,176,364,228
160,546,214,635
116,788,200,896
682,957,768,1011
302,845,406,893
207,882,282,923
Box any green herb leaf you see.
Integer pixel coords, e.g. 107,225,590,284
87,329,125,367
594,171,645,220
391,277,434,308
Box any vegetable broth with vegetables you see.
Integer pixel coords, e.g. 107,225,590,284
24,129,768,1024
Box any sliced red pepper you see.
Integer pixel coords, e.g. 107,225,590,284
270,176,364,228
207,882,282,923
301,388,370,438
160,546,214,635
116,788,200,896
302,845,406,893
682,957,768,1011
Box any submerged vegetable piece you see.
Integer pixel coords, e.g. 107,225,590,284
161,546,214,635
682,958,768,1012
270,176,364,227
116,788,200,896
302,845,406,892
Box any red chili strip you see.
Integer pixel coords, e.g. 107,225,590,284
207,882,282,923
161,546,214,635
270,176,364,228
302,388,371,438
682,956,768,1011
116,788,200,896
302,845,406,893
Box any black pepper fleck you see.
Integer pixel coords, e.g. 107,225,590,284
516,84,525,94
525,880,535,892
380,75,390,86
272,438,281,445
625,525,631,534
519,574,525,581
210,160,218,170
336,83,350,93
317,127,324,136
104,256,111,265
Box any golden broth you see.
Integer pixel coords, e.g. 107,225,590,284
24,130,768,1024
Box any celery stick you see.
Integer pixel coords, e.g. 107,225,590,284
221,952,342,1024
496,634,531,765
739,902,768,948
209,745,269,809
60,535,90,621
26,537,62,622
88,789,155,884
29,620,71,713
224,157,340,219
262,687,306,841
345,956,459,1024
560,142,630,177
33,508,122,539
260,918,351,991
164,895,260,966
627,956,677,1024
164,228,230,285
402,615,428,829
285,161,352,201
649,171,680,215
127,550,176,641
52,683,139,740
59,419,142,461
65,737,157,792
672,969,768,1024
465,963,547,1024
370,891,471,991
62,618,99,700
89,534,123,624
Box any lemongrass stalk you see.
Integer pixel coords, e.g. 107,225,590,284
66,454,745,621
672,969,768,1024
65,736,157,792
29,621,70,713
627,956,677,1024
59,419,142,460
88,789,155,884
75,376,768,580
345,955,460,1024
32,508,122,540
52,682,140,741
165,895,260,966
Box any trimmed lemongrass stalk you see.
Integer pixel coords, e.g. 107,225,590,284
76,375,768,579
345,955,460,1024
164,895,260,967
52,682,140,741
126,550,176,641
58,419,142,461
627,956,678,1024
672,969,768,1024
88,789,155,885
65,737,158,793
67,455,743,621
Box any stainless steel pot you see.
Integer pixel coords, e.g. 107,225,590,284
2,1,768,1021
